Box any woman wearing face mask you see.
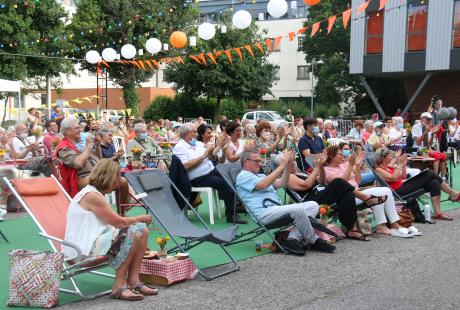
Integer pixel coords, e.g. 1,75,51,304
297,118,324,173
126,123,162,158
322,120,336,140
367,121,390,147
255,121,284,154
339,142,375,186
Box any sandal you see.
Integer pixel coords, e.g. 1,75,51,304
433,212,454,221
110,285,144,301
347,230,370,241
131,282,159,296
363,195,387,208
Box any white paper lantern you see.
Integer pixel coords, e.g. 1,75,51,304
101,48,116,62
198,22,216,40
85,50,101,64
267,0,288,18
163,43,169,51
121,44,136,59
189,36,197,47
138,49,143,56
232,10,252,30
258,13,265,20
221,25,227,33
145,38,162,54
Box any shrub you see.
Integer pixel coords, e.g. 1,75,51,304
144,94,216,121
314,103,339,118
218,98,247,121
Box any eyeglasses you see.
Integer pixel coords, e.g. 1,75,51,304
247,159,262,164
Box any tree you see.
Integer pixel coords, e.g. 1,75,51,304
68,0,197,116
163,14,274,117
0,0,74,84
301,0,406,117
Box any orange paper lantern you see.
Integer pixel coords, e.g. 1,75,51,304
170,31,187,49
304,0,320,5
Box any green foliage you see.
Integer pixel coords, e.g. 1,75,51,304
218,98,247,121
68,0,198,115
263,100,309,118
314,103,340,118
0,0,74,83
164,13,274,111
123,81,139,116
144,94,216,121
1,119,17,129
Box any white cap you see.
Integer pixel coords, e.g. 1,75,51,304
421,112,433,118
373,121,384,129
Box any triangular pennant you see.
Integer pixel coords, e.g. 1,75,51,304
190,55,202,64
72,98,83,104
243,45,255,58
379,0,387,10
81,97,92,103
175,56,185,64
288,32,296,41
357,1,370,14
152,60,160,69
234,47,243,61
197,53,207,65
224,49,233,64
274,36,282,50
129,61,141,69
311,22,320,37
145,60,154,70
342,9,352,29
255,42,264,53
138,61,146,71
327,15,337,34
264,39,273,52
215,51,223,58
297,27,308,34
207,52,217,64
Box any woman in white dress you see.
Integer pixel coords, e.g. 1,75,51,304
225,121,245,163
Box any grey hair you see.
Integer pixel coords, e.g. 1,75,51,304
240,149,258,166
60,117,79,135
374,147,392,165
133,122,146,133
7,126,15,134
99,128,112,137
15,122,26,131
364,120,374,129
179,123,194,139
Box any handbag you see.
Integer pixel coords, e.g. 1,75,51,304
8,249,64,308
396,208,414,228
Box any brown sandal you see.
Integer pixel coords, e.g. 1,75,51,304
131,282,159,296
347,230,370,241
110,285,144,301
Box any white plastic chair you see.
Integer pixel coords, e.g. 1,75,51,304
191,187,222,225
327,138,345,146
112,135,127,161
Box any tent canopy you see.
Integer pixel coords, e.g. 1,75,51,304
0,79,21,93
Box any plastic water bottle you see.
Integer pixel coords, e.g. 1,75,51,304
424,204,432,222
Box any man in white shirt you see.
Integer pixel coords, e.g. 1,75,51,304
11,123,44,159
173,123,247,224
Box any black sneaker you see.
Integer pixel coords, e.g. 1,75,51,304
310,238,336,253
280,239,306,256
226,215,248,224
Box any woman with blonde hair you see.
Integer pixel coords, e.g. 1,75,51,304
63,159,158,301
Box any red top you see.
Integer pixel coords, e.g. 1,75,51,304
56,138,79,198
382,166,403,191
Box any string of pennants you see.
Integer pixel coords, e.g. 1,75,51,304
97,0,405,70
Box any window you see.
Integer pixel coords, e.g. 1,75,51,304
258,112,272,121
273,66,280,80
454,0,460,48
366,11,384,54
406,1,429,52
298,35,304,50
269,38,281,52
297,65,311,80
246,112,254,120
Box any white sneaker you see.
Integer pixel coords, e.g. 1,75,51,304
0,208,6,221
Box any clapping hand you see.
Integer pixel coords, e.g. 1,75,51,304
348,152,357,166
219,134,230,148
277,126,286,138
398,154,408,166
316,150,328,167
115,150,125,159
278,149,290,166
355,151,365,166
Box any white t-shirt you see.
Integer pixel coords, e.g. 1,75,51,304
388,128,404,143
224,139,245,164
173,139,215,181
12,136,39,159
411,123,430,148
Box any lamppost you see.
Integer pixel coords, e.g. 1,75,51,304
310,59,323,117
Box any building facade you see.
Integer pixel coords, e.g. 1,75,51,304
350,0,460,117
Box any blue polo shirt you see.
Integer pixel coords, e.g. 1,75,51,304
100,143,116,159
236,170,281,219
297,134,324,171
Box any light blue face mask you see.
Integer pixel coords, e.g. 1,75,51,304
342,149,351,157
312,126,320,134
139,133,148,141
189,138,197,146
397,123,404,129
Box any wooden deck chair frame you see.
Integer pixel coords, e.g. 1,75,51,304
3,175,114,300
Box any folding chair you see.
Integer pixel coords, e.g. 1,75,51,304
124,169,240,280
3,176,114,300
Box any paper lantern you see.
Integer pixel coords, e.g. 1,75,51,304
145,38,162,54
267,0,288,18
232,10,252,30
221,25,227,33
198,22,216,40
101,48,116,62
189,36,197,47
85,50,101,64
170,31,187,48
121,44,136,59
304,0,320,5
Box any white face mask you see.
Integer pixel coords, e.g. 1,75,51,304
262,131,272,140
20,132,28,139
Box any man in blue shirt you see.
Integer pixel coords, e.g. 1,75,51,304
236,149,335,255
297,117,324,172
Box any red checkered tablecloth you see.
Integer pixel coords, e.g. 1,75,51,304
140,258,197,284
314,223,345,243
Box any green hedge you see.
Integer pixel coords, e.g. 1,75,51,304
144,94,216,121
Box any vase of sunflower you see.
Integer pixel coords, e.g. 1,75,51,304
131,147,143,169
156,236,171,258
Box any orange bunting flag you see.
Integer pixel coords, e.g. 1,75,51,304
255,42,264,53
215,51,223,58
243,45,255,58
129,61,141,69
288,32,296,41
357,1,370,14
189,55,202,64
327,15,337,34
342,9,352,29
224,49,233,64
207,52,217,65
175,56,185,64
100,60,110,68
298,27,308,34
234,47,243,61
197,53,207,65
379,0,387,10
274,36,282,50
311,22,320,37
138,61,146,71
145,60,154,70
152,60,160,69
264,39,273,52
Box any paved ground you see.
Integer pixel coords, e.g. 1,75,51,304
61,208,460,310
